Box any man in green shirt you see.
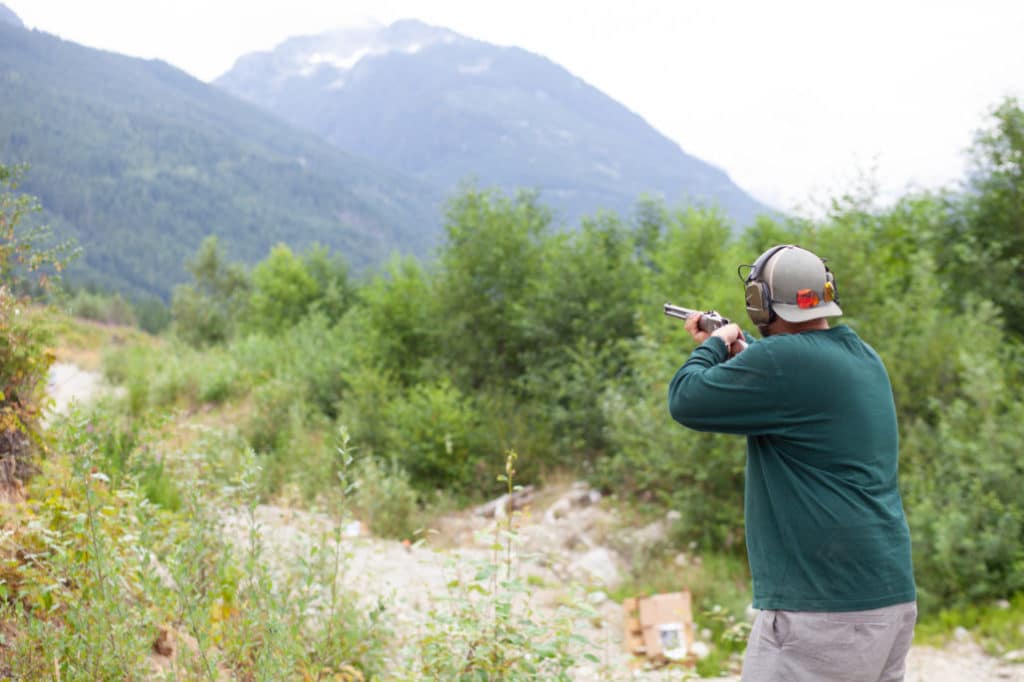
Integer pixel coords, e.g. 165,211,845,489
668,245,916,681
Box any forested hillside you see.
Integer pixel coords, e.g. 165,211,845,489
0,21,442,300
216,19,769,228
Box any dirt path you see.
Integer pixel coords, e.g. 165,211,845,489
46,362,106,416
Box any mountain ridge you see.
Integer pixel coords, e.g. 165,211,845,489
216,19,770,228
0,4,22,29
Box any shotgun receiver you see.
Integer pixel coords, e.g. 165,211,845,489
663,303,730,334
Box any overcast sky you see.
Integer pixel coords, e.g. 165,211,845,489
7,0,1024,211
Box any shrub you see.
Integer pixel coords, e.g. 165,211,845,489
170,236,250,346
351,455,421,540
901,340,1024,613
0,163,73,495
244,377,308,454
385,379,494,497
132,295,171,334
244,243,319,335
65,288,137,326
595,337,746,552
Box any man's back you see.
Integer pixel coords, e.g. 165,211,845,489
669,325,916,611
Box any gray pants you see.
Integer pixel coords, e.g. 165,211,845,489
741,601,917,682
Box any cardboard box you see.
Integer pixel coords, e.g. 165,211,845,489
623,591,694,663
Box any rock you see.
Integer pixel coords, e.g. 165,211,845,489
953,626,970,642
544,497,573,524
666,510,682,523
634,520,668,547
153,625,176,657
544,483,601,524
569,548,622,587
474,486,536,519
588,590,608,606
996,599,1011,610
1002,649,1024,663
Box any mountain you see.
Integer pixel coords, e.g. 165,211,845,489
217,19,769,228
0,4,22,28
0,21,442,299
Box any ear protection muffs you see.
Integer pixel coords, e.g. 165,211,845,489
823,264,839,306
742,244,789,327
740,245,841,329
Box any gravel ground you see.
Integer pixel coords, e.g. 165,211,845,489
47,362,105,416
225,503,1024,682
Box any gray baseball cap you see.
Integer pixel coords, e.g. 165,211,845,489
762,246,843,322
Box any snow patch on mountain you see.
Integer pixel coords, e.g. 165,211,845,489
309,48,371,71
282,20,461,79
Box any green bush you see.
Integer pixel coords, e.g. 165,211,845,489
0,163,72,492
385,379,495,497
278,313,353,418
244,243,319,335
901,339,1024,612
132,295,171,334
595,337,746,551
196,349,240,404
361,256,439,387
335,363,401,456
245,377,308,454
102,344,154,415
352,455,421,540
89,142,1024,639
170,236,250,346
65,288,137,326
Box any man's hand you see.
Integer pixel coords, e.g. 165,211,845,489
684,313,712,344
686,314,747,357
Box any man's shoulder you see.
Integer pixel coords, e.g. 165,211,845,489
751,326,869,363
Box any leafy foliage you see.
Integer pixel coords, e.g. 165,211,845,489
0,415,390,679
936,97,1024,338
171,236,251,346
434,189,551,390
0,163,73,493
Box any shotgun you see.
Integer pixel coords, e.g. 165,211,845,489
663,303,730,334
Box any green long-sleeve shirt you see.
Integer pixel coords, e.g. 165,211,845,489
668,325,916,611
